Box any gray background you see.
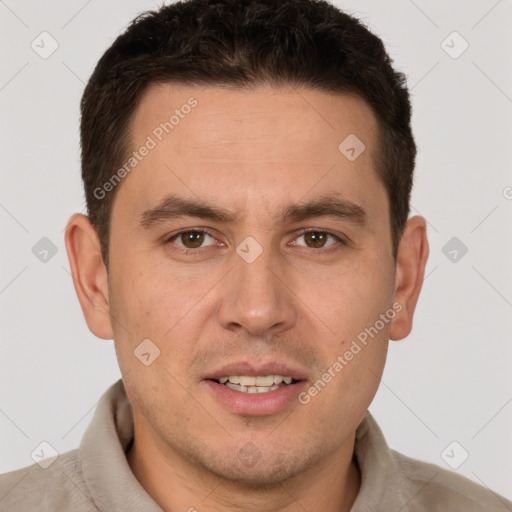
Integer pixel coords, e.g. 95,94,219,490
1,0,511,502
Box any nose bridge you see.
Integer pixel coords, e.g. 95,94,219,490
217,238,297,336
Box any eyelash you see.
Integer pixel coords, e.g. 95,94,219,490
164,228,345,255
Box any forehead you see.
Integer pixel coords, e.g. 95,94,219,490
117,83,387,227
131,83,377,156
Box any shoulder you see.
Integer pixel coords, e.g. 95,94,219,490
391,448,512,511
0,449,97,512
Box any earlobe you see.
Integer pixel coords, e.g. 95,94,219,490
64,213,114,340
389,215,429,341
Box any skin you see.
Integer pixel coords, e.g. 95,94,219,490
65,84,429,512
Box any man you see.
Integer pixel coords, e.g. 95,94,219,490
0,0,510,510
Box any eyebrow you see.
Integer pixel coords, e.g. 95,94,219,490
138,192,367,230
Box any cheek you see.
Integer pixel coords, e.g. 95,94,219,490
108,256,218,369
110,255,185,330
299,257,392,405
305,258,394,344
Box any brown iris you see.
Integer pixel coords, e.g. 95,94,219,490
303,231,329,248
180,231,206,248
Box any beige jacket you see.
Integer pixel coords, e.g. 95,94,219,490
0,379,510,511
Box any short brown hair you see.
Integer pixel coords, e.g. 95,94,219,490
80,0,416,270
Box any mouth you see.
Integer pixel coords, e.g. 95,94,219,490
209,374,301,394
203,364,308,416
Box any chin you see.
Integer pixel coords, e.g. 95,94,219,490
191,445,320,489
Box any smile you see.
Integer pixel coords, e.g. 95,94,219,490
215,375,297,394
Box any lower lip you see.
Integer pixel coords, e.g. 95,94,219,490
204,380,308,416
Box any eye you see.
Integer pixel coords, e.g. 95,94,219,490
165,229,218,250
292,229,343,250
164,228,344,254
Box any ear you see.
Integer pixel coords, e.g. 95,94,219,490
64,213,113,340
389,215,429,341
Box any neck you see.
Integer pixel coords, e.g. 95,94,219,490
126,426,361,512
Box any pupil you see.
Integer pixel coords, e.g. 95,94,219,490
305,232,326,248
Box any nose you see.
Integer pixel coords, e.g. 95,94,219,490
216,245,298,338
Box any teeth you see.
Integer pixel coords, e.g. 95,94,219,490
225,382,283,393
239,376,256,387
218,374,296,390
255,375,274,386
225,382,247,392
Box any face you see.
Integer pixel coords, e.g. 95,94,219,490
95,84,400,484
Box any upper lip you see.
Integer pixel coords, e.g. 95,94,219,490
204,361,309,381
